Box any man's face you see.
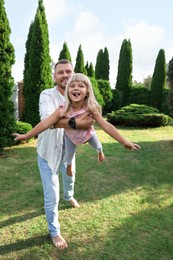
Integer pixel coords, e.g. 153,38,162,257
54,63,74,93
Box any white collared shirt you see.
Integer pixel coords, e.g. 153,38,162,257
37,86,65,174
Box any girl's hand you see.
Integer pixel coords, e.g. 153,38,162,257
123,141,141,151
12,133,28,141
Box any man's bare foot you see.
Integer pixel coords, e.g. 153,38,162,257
98,152,105,163
51,235,68,250
70,198,80,207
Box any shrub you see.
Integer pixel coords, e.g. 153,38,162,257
15,121,33,134
129,84,149,105
107,104,172,127
13,121,33,144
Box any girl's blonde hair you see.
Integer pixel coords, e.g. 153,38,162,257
63,73,102,115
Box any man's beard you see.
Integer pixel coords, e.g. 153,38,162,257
57,80,66,89
58,84,66,90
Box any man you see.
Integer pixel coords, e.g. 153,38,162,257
37,59,93,249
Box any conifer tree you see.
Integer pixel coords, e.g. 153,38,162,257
23,0,52,126
166,57,173,116
103,47,110,80
95,47,110,80
116,39,133,106
74,44,87,74
88,62,95,78
149,49,166,111
97,79,112,114
59,42,72,62
95,49,104,80
0,0,16,151
85,61,89,76
22,22,34,120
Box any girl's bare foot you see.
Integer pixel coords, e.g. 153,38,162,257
98,152,105,163
51,235,68,250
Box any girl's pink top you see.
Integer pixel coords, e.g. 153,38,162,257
63,108,94,145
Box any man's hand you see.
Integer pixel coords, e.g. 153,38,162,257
54,112,94,129
75,112,94,129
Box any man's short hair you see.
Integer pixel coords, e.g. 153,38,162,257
55,59,73,69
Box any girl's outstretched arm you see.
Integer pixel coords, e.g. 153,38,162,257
93,113,141,151
13,108,61,141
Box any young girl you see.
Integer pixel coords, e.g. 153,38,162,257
13,73,141,176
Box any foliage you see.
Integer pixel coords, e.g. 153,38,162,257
95,47,110,80
103,47,110,80
14,121,33,144
109,88,123,112
90,77,104,107
85,61,89,75
0,0,16,151
143,75,152,90
107,104,172,127
161,88,171,116
58,41,72,62
167,57,173,117
22,22,34,121
74,44,87,74
23,0,53,127
95,49,104,79
116,39,133,106
129,83,149,105
85,61,95,77
15,121,33,134
149,49,166,111
97,79,112,114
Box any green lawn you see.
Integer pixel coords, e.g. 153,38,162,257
0,124,173,260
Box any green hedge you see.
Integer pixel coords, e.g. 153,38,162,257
107,104,172,127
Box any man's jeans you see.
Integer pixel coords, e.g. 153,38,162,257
38,153,75,237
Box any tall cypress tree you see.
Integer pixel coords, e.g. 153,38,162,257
58,42,72,62
23,0,52,126
88,62,95,78
22,22,34,121
166,57,173,117
95,47,110,80
85,61,89,76
74,44,87,74
149,49,166,111
0,0,16,151
103,47,110,80
95,49,104,80
116,39,133,106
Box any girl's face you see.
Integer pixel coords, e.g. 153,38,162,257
68,81,88,103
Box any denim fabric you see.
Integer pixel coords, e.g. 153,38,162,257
38,153,75,237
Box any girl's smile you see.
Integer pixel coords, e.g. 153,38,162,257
69,81,88,103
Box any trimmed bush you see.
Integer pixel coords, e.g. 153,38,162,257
107,104,172,127
15,121,33,134
13,121,33,144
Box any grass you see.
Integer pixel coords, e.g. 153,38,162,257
0,124,173,259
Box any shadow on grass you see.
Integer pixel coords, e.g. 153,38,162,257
1,205,173,258
52,205,173,259
1,138,173,258
74,139,173,203
0,210,43,229
0,234,50,256
1,139,173,213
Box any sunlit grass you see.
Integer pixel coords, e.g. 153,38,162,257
0,124,173,259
